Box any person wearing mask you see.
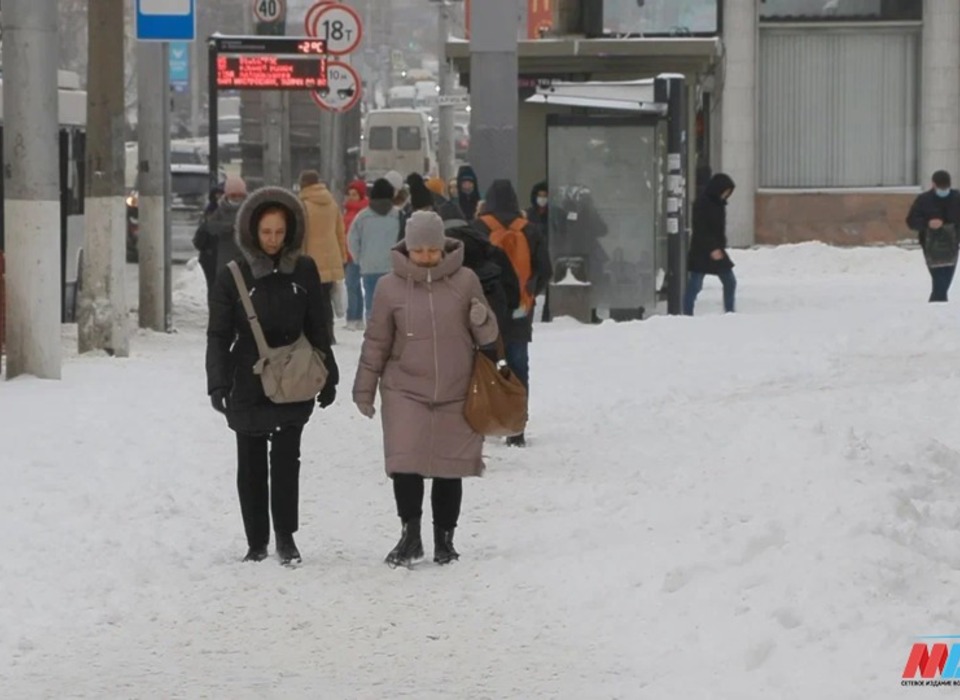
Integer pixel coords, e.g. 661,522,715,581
473,180,553,448
343,180,369,331
907,170,960,302
526,181,553,321
353,211,499,567
457,165,481,221
298,170,348,344
206,187,339,565
193,177,247,291
684,173,737,316
347,178,402,321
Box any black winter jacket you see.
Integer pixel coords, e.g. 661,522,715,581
194,198,243,272
688,173,736,275
473,180,553,343
206,187,339,436
437,199,520,336
906,189,960,250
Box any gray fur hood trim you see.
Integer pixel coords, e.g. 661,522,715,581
235,186,307,279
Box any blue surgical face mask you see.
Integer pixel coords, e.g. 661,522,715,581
937,188,951,198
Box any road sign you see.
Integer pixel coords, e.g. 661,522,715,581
304,0,335,37
437,94,470,107
253,0,285,24
169,42,190,90
308,3,363,56
136,0,196,42
311,61,361,113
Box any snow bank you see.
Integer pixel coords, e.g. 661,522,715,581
2,244,958,698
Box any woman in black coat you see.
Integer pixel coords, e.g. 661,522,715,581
206,186,339,565
684,173,737,316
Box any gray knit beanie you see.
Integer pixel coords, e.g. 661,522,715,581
404,211,446,250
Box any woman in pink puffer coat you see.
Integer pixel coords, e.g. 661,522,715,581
353,211,499,568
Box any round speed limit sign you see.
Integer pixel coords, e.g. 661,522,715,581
253,0,285,23
309,3,363,56
311,61,362,113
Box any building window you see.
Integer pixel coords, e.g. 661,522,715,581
760,0,920,22
759,27,918,188
594,0,719,36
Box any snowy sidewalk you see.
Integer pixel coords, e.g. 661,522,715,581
3,245,960,698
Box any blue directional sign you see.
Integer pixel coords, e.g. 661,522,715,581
136,0,196,42
169,42,190,90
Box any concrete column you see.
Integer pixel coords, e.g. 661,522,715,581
921,0,960,185
720,0,757,248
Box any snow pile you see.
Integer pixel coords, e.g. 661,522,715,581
2,244,959,698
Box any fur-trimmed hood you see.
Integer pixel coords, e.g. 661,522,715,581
235,186,308,279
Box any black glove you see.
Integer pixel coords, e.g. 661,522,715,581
210,388,228,414
317,384,337,409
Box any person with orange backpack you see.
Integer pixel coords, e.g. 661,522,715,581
473,180,552,447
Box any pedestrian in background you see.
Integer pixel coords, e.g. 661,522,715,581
907,170,960,302
684,173,737,316
194,177,247,292
347,178,402,321
343,180,368,331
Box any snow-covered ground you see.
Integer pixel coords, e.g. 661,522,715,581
2,244,958,698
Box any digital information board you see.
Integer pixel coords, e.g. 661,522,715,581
213,36,329,90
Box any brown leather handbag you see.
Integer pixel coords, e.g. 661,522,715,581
464,341,528,437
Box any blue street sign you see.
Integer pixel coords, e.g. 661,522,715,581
136,0,196,42
169,42,190,89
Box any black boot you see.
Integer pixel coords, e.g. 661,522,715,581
506,432,526,448
276,532,301,565
433,526,460,565
385,519,424,567
243,544,269,562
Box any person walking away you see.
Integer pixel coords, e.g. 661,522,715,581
343,180,368,330
438,198,520,334
206,186,339,565
298,170,348,343
407,173,437,213
353,211,499,567
907,170,960,302
457,165,481,221
347,178,402,321
526,181,553,321
474,180,552,448
193,177,247,292
684,173,737,316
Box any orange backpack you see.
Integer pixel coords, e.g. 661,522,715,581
481,214,534,314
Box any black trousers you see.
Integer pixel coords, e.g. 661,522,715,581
392,474,462,530
236,426,303,547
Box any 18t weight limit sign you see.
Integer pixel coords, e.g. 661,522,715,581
307,3,362,56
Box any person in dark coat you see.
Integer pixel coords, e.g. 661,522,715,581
206,186,339,565
684,173,737,316
406,173,436,213
194,181,230,290
437,199,520,334
907,170,960,302
194,177,248,293
456,165,481,221
473,180,552,447
526,180,553,321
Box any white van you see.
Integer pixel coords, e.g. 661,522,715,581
362,109,437,181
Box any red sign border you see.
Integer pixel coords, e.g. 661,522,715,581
253,0,286,25
308,2,363,56
311,60,361,113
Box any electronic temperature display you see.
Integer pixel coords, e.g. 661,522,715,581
216,55,329,90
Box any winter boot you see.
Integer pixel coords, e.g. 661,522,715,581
385,519,424,567
506,432,526,448
433,526,460,565
275,532,301,565
243,544,269,562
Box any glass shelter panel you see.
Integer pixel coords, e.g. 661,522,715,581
547,120,662,317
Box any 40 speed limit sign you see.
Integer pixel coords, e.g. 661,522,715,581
253,0,284,24
311,61,361,113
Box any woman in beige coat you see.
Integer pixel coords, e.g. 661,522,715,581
354,211,499,567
